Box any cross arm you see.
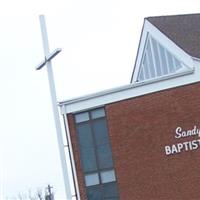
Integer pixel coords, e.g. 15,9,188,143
36,48,62,70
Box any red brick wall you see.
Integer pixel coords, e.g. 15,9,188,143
106,82,200,200
67,82,200,200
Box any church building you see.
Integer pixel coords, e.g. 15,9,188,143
59,14,200,200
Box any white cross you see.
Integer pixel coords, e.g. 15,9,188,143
36,15,72,200
36,48,62,70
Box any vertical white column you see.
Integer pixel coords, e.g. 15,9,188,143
39,15,72,199
62,105,81,200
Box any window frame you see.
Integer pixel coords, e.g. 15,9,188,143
137,34,189,82
74,108,119,199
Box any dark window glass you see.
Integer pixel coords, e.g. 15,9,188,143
75,108,119,199
103,182,119,199
93,119,109,146
81,147,97,172
77,123,93,148
77,123,97,172
97,144,113,169
87,186,102,200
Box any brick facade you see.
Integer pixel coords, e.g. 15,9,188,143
67,82,200,200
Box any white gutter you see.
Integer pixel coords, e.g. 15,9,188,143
59,68,195,114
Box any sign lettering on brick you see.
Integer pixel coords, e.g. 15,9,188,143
165,126,200,155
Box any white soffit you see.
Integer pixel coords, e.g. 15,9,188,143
131,19,194,83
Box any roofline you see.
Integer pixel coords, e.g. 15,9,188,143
59,68,195,113
145,13,200,20
146,13,200,60
131,19,195,83
130,18,145,83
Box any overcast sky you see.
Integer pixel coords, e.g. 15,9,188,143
0,0,199,199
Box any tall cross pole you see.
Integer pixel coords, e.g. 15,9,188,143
36,15,72,199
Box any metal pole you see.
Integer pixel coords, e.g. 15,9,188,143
39,15,72,199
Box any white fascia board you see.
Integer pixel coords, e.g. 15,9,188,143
131,19,194,83
59,60,200,114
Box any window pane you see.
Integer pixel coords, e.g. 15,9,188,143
87,185,102,200
75,112,89,123
81,147,97,172
138,67,145,81
85,173,99,186
77,123,97,172
138,36,187,82
151,37,162,76
100,169,116,183
97,144,113,169
77,123,93,148
143,55,150,79
146,39,155,78
174,57,182,70
93,119,109,146
91,108,105,119
103,182,119,199
166,50,175,73
159,44,168,75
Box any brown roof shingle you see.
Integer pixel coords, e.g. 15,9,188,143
147,13,200,58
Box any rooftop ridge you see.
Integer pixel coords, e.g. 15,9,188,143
145,13,200,20
146,13,200,59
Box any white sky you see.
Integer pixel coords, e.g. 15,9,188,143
0,0,199,199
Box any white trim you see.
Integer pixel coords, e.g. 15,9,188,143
62,107,81,200
192,56,200,62
131,19,194,83
59,64,199,114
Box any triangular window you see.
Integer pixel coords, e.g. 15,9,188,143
137,34,189,82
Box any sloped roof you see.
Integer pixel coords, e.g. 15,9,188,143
147,13,200,59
